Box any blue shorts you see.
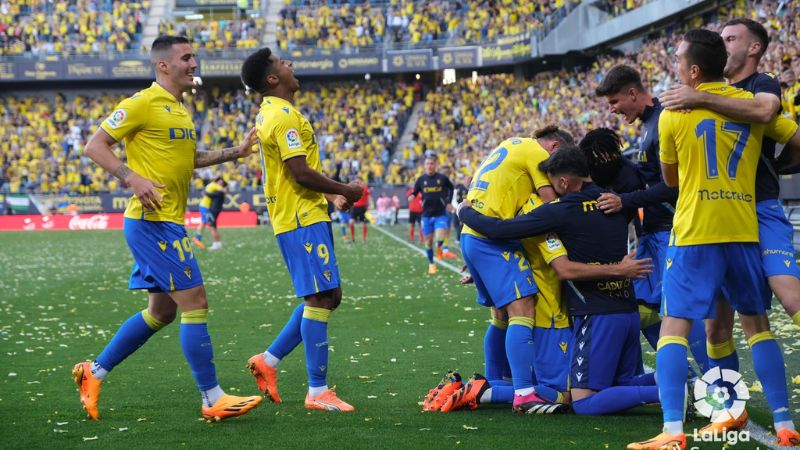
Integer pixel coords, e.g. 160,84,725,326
662,243,771,319
571,312,640,390
633,231,669,305
276,221,341,298
533,326,572,392
421,214,449,236
461,234,538,309
199,206,218,227
339,211,351,223
124,218,203,292
757,199,800,278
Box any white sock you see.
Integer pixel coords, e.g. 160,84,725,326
514,387,535,397
663,421,683,435
90,361,108,381
479,388,493,404
201,385,225,407
262,351,280,368
775,420,795,431
308,385,328,397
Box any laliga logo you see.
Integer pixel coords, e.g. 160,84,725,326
693,367,749,423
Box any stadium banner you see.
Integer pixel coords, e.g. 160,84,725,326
0,211,257,232
176,0,243,6
481,31,534,65
64,60,108,79
387,49,433,72
16,61,64,81
438,47,480,69
332,53,382,73
108,59,154,79
200,59,243,77
0,61,14,80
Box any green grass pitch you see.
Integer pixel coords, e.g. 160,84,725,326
0,226,797,449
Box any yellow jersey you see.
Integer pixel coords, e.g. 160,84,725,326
199,181,223,209
783,81,799,122
463,137,551,238
519,194,570,329
100,82,196,224
255,96,329,235
659,82,798,245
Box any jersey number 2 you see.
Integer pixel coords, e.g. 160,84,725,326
695,119,750,180
471,147,508,191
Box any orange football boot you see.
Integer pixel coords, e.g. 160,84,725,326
72,361,102,420
201,394,262,422
304,388,355,412
247,354,281,403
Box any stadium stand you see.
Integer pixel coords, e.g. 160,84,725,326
0,0,150,56
158,16,266,53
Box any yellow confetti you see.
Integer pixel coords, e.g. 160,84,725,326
83,436,98,441
462,425,478,430
749,381,763,393
792,375,800,386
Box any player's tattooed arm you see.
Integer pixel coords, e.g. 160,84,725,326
195,127,258,168
114,164,133,181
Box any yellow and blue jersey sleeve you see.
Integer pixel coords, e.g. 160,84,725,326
271,105,309,162
764,114,798,144
100,94,148,142
657,111,678,165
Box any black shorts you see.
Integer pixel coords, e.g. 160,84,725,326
351,206,368,223
409,211,422,224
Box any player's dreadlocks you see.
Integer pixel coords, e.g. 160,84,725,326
578,128,623,188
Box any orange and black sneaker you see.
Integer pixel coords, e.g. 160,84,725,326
698,409,749,437
422,371,462,411
72,361,102,420
201,394,262,422
247,354,281,403
440,373,488,412
192,236,206,249
776,428,800,447
627,432,686,450
304,387,355,412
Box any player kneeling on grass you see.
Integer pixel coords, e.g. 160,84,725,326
458,147,661,417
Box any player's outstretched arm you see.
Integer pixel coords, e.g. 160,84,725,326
457,203,555,240
599,182,678,214
195,127,259,168
549,252,653,281
85,128,165,210
284,156,362,203
660,85,780,124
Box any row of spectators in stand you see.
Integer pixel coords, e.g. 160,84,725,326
394,0,799,185
0,0,149,57
158,15,266,53
0,80,412,194
279,0,592,55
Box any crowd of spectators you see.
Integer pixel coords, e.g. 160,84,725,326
158,16,266,53
0,0,150,57
0,80,411,194
278,2,386,54
1,0,796,195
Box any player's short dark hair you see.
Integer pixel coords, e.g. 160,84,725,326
579,128,623,187
538,145,589,178
595,65,645,96
683,29,727,80
150,35,190,54
724,18,769,57
534,125,574,146
241,48,275,95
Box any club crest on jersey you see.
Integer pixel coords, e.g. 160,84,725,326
304,242,313,253
323,270,332,282
105,109,126,129
184,267,192,279
158,240,167,251
286,128,302,149
559,341,568,353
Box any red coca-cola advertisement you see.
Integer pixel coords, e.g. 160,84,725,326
0,212,258,231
